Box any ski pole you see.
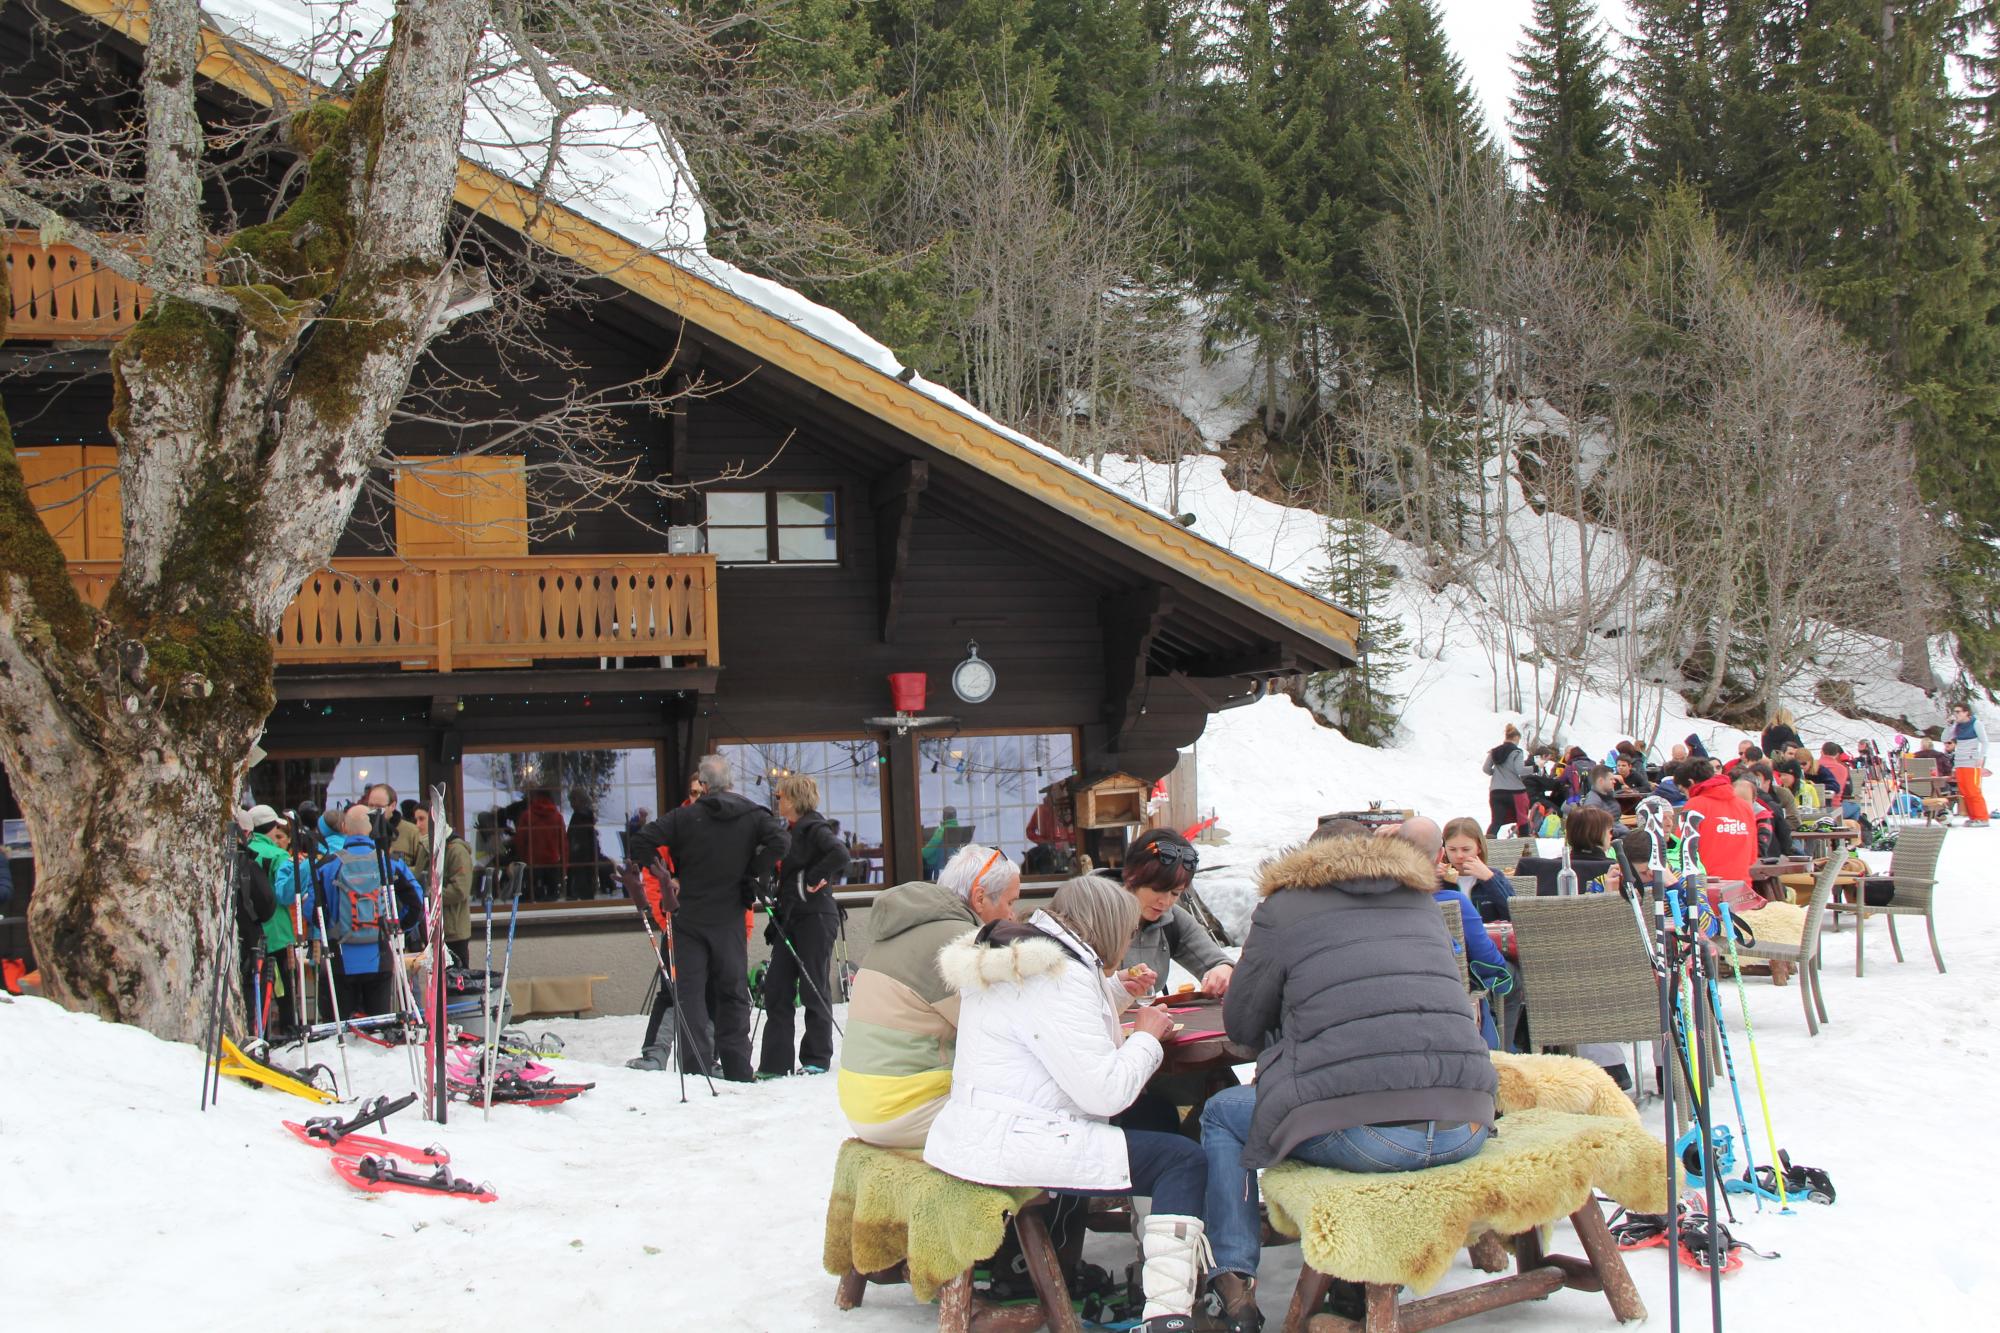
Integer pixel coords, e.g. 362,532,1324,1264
1694,903,1769,1211
485,891,520,1120
314,903,353,1099
1654,899,1682,1333
1720,904,1789,1212
756,894,846,1040
1685,916,1729,1312
632,897,715,1100
376,844,425,1101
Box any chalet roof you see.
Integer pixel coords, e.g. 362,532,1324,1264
56,0,1358,666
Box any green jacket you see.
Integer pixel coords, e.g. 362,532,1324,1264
443,836,473,943
247,832,295,952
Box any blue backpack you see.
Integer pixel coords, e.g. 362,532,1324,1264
326,846,390,970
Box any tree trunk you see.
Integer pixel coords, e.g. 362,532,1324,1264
0,0,489,1043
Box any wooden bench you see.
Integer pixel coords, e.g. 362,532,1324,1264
824,1139,1080,1333
1261,1108,1664,1333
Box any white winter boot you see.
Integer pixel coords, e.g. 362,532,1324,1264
1140,1212,1212,1331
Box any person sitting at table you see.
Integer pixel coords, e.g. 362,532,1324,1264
1614,753,1653,795
1115,828,1234,997
1194,821,1498,1332
1561,806,1624,892
1579,767,1623,818
1440,818,1518,922
1683,759,1757,884
1745,762,1797,857
924,876,1211,1333
1433,819,1517,1050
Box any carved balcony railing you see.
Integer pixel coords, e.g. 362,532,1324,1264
6,231,153,340
67,554,720,672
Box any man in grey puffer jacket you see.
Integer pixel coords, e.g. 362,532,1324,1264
1190,824,1497,1330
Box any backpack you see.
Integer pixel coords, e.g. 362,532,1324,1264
235,846,277,928
326,846,389,950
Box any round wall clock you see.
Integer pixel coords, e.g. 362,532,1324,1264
952,641,997,704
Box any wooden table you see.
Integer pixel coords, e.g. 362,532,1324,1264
1792,827,1859,853
1123,992,1255,1078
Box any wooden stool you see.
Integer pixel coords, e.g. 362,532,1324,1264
1284,1195,1643,1332
834,1196,1078,1333
1260,1109,1664,1333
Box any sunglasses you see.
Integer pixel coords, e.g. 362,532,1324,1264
1140,838,1199,872
972,848,1012,892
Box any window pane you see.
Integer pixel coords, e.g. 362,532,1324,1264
710,525,770,563
775,490,836,526
716,740,886,885
919,733,1077,877
707,491,765,524
247,753,421,823
462,747,660,903
776,523,838,562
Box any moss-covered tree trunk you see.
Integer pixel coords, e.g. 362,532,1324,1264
0,0,488,1043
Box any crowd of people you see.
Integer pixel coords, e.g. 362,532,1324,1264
228,783,469,1036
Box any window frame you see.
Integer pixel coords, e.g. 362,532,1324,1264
705,487,842,568
915,727,1083,884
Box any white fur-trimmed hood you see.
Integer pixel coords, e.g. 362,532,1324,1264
935,917,1084,992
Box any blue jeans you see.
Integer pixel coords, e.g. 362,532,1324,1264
1050,1127,1207,1219
1200,1083,1489,1277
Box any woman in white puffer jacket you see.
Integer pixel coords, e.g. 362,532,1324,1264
924,877,1210,1333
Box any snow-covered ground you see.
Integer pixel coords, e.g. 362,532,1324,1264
3,827,1994,1330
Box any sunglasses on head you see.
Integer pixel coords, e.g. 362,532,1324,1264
1141,838,1199,872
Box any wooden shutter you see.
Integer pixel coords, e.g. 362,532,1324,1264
394,455,527,557
16,444,120,560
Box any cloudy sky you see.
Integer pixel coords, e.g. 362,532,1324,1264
1437,0,1637,143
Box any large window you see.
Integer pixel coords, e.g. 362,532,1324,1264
919,732,1078,877
717,739,886,884
707,489,839,565
462,744,661,905
248,752,422,824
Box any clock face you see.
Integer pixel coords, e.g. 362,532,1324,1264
953,657,997,704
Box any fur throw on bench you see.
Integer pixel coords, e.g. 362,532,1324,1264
1262,1107,1667,1292
822,1139,1042,1301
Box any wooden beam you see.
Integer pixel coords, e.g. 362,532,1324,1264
1184,642,1299,680
872,460,929,643
274,666,720,701
1102,587,1172,754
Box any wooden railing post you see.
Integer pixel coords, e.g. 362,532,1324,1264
433,567,454,673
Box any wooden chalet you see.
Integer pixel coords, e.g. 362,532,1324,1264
0,0,1356,1009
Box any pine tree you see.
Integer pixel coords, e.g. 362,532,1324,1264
1625,0,1728,195
1510,0,1630,227
1375,0,1492,154
1312,504,1407,746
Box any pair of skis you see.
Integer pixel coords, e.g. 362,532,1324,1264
286,1094,496,1202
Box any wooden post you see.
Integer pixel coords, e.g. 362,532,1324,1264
1567,1198,1647,1323
433,567,454,674
1014,1206,1082,1333
1284,1265,1335,1333
1363,1284,1401,1332
937,1270,974,1333
1467,1232,1510,1273
835,1268,867,1310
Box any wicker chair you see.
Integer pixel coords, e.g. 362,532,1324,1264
1486,837,1536,874
1904,757,1956,823
1734,852,1841,1036
1510,893,1684,1113
1439,901,1507,1049
1823,825,1948,976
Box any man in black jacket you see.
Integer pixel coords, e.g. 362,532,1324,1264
629,755,789,1081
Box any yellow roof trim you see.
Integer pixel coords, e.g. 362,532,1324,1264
60,0,1358,660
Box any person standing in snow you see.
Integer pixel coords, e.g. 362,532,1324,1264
628,755,789,1082
1482,725,1532,835
838,844,1021,1147
1945,702,1989,827
756,774,851,1078
310,803,426,1018
240,805,295,1030
924,877,1206,1333
1115,828,1233,997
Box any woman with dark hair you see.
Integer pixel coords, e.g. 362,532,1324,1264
1482,725,1532,835
1115,828,1233,997
1560,806,1622,894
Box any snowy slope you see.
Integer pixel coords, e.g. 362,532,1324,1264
5,832,1998,1329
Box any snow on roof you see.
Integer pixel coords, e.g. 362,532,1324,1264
195,0,1349,629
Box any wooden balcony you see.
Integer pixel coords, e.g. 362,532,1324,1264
68,555,719,672
6,231,153,340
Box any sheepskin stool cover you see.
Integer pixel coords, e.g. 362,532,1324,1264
823,1139,1042,1301
1491,1051,1640,1121
1260,1108,1668,1293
